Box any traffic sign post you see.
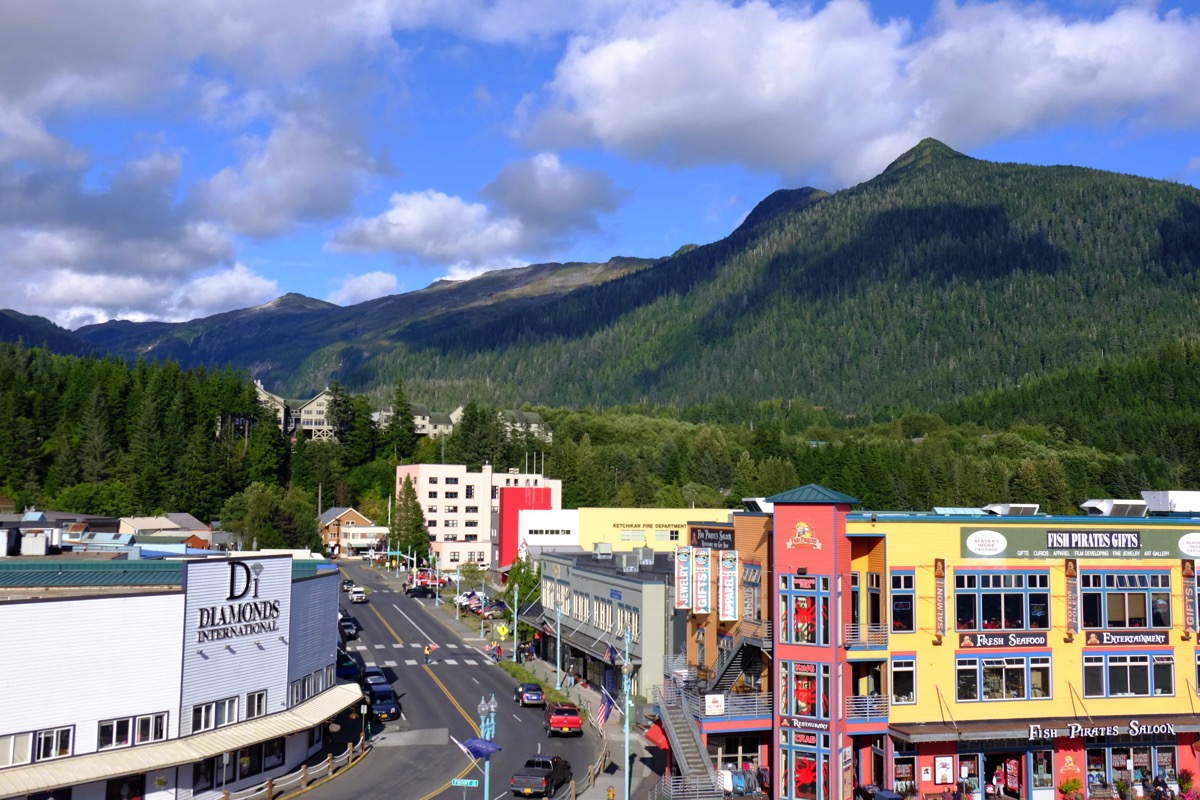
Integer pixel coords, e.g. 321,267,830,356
451,778,479,787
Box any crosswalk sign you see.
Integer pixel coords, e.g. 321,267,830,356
496,624,510,638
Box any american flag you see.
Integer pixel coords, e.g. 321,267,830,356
604,643,618,665
595,695,613,727
541,617,554,636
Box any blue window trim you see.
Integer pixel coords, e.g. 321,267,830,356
778,731,832,800
891,570,916,635
953,568,1051,632
890,654,917,705
1082,648,1175,699
780,660,832,720
954,651,1053,702
1080,569,1172,630
781,574,831,646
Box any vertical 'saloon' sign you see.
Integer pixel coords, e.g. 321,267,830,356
718,550,739,621
693,547,712,614
675,546,693,610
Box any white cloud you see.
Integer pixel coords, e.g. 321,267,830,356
329,153,621,267
328,271,399,305
200,118,377,237
526,0,1200,183
175,263,280,317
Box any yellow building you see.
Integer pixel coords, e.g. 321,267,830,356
764,491,1200,800
575,507,734,553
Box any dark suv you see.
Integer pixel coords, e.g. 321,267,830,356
369,685,401,722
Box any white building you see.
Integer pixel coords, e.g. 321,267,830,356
395,464,562,572
516,509,580,559
0,554,360,800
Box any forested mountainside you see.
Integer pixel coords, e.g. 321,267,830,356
0,309,93,356
71,139,1200,414
74,258,655,397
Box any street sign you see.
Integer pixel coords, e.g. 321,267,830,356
451,779,479,787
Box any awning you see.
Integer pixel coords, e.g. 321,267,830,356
0,683,362,798
646,720,670,750
890,713,1200,743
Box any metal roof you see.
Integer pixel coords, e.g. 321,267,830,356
766,484,861,505
0,683,362,797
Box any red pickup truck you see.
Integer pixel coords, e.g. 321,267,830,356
543,703,582,737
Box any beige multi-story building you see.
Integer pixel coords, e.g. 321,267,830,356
396,463,562,572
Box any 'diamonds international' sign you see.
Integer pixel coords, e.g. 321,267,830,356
961,527,1200,559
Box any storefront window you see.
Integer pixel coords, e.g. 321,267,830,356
892,573,914,632
960,754,980,792
895,758,917,796
1083,654,1172,697
1033,751,1054,789
1081,572,1171,629
957,659,979,701
1084,737,1177,786
958,655,1051,701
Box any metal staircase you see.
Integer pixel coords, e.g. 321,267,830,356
650,684,723,800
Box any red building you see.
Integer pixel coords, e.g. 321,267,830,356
496,486,552,568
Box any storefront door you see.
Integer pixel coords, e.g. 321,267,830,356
983,753,1023,800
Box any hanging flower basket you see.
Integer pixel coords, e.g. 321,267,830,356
328,723,341,733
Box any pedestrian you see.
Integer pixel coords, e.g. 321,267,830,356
424,644,432,664
496,644,503,661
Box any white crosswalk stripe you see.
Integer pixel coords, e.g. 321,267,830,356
441,659,458,665
374,644,385,649
391,643,403,648
464,659,477,665
405,659,418,665
384,660,396,666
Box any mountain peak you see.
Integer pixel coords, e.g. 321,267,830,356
880,138,972,180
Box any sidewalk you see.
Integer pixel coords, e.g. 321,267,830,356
366,565,665,797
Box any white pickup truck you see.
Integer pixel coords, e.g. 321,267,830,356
349,587,367,604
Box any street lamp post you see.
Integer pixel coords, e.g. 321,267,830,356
622,629,633,800
480,570,487,638
477,694,498,800
456,565,462,620
555,605,563,690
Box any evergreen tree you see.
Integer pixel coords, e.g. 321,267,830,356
383,380,418,461
246,413,289,486
391,475,429,566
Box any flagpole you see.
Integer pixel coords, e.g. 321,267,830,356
622,628,632,800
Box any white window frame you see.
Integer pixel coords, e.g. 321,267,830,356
98,717,133,749
891,660,916,704
135,712,167,744
0,732,33,767
35,727,73,761
247,690,268,719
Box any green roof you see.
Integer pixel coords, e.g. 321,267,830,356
0,557,329,588
766,484,861,505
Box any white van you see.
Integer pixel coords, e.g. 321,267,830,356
349,587,367,604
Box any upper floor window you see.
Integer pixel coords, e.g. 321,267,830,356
35,727,73,761
466,485,475,499
466,506,479,514
891,572,915,633
956,655,1051,701
445,492,459,499
429,477,439,484
446,477,459,484
445,506,458,513
891,659,916,704
779,574,831,645
193,698,236,733
1082,571,1171,629
0,732,32,767
466,520,478,527
428,491,438,499
955,571,1049,631
247,690,267,720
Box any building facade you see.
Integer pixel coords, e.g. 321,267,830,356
0,555,359,800
395,464,562,571
318,507,386,558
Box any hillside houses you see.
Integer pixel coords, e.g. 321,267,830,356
255,381,552,443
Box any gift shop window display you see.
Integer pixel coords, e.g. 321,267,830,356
781,574,832,646
1084,733,1177,790
779,731,832,800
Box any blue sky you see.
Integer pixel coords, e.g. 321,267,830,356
1,0,1199,328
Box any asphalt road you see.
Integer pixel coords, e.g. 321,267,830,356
309,562,596,800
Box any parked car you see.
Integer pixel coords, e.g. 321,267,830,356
513,683,545,707
339,619,360,640
510,754,572,797
341,579,354,592
543,703,582,737
406,585,436,599
368,684,401,722
480,601,509,620
361,667,389,688
349,587,367,604
336,649,364,680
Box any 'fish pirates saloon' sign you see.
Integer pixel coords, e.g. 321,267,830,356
1029,720,1176,740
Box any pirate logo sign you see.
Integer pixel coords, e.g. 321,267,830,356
786,521,822,550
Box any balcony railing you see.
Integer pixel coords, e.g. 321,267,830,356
845,695,889,719
843,623,888,647
685,690,774,720
739,618,773,647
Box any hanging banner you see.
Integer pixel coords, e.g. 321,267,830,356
934,559,946,638
693,547,712,614
718,550,739,621
1065,559,1080,634
675,546,693,610
1184,560,1196,634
